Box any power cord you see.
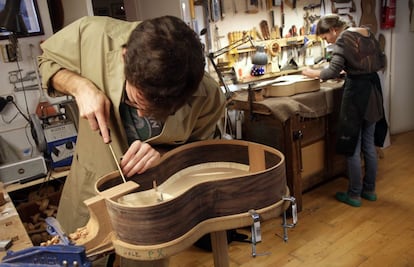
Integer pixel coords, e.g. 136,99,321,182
4,95,30,122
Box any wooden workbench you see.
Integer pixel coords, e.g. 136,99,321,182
229,80,347,211
0,185,32,259
0,170,68,260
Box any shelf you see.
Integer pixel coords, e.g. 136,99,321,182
229,34,321,55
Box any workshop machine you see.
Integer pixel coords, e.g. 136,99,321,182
30,100,78,169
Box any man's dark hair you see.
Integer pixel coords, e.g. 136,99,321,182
124,15,205,120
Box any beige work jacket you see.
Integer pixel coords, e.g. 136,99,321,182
38,16,226,233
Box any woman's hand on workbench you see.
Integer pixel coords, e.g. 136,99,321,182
120,140,161,177
302,68,321,79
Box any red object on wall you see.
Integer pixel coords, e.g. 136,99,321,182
381,0,396,29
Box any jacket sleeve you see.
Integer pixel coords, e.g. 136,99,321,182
38,17,86,97
189,73,226,141
320,38,346,80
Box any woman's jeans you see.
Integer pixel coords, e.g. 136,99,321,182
346,121,377,197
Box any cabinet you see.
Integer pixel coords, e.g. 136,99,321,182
230,81,346,211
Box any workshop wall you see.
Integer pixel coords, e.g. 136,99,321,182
0,0,92,160
0,0,413,162
209,0,414,135
0,0,55,159
388,0,414,134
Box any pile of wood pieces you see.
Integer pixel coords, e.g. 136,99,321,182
15,185,62,246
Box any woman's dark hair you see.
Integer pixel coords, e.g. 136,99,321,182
316,14,348,36
124,16,205,120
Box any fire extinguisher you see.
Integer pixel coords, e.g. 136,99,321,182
381,0,396,29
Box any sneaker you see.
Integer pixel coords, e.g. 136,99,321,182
335,192,361,207
361,191,377,201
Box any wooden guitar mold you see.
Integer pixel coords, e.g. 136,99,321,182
359,0,378,35
76,139,289,261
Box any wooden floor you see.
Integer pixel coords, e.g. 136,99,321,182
169,131,414,267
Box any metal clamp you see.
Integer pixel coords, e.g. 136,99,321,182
281,196,298,242
248,209,270,257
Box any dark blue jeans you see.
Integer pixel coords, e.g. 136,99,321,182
347,120,377,197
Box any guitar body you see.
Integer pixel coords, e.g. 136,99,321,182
261,74,320,97
78,139,289,260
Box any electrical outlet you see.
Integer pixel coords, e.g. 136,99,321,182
6,95,14,102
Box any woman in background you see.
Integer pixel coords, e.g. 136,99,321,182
302,14,388,207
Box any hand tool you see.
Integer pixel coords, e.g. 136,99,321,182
211,0,221,22
108,141,126,183
189,0,198,33
101,129,126,183
280,1,285,37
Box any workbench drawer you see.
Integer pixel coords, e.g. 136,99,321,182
296,117,326,146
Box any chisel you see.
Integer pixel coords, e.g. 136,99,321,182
108,142,126,183
102,129,126,183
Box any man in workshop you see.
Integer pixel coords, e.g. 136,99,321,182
38,15,226,266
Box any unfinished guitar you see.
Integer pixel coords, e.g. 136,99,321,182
72,139,291,261
258,74,320,97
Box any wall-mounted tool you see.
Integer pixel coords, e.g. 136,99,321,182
8,70,38,92
219,0,225,19
270,10,280,39
280,1,285,37
189,0,198,34
246,0,259,13
359,0,378,35
259,20,271,40
331,0,356,14
232,0,238,13
211,0,221,22
284,0,297,9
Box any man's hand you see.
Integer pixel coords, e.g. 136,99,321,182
51,69,112,143
120,141,161,177
74,83,112,143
